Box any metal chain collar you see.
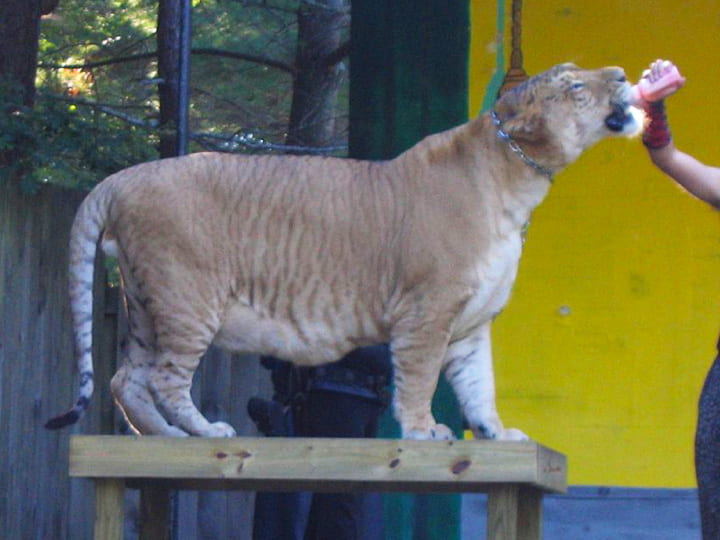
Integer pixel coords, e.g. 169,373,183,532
490,110,554,181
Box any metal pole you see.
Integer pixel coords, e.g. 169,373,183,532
171,4,191,532
176,0,191,156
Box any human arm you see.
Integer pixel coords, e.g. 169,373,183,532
647,142,720,209
641,60,720,209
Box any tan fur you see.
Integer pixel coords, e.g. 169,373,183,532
49,63,640,439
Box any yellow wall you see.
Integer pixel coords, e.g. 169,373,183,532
470,0,720,487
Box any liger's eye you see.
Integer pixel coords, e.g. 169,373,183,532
570,82,585,92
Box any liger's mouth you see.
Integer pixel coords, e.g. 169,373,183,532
604,104,633,132
604,83,642,134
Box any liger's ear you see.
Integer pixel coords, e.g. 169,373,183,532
501,112,546,143
493,90,547,143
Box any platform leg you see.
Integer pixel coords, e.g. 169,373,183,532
517,486,542,540
487,484,519,539
139,484,171,540
487,484,542,540
94,478,125,540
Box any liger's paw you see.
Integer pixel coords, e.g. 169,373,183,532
405,423,456,441
203,421,237,438
165,425,190,437
471,421,529,441
497,427,529,441
135,423,189,437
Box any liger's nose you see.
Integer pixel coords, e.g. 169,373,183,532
605,67,627,83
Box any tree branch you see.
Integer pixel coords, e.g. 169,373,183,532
323,40,350,68
38,48,297,76
41,93,158,128
39,92,347,155
193,131,346,154
192,48,296,75
228,0,350,15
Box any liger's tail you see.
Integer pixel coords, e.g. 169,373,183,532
45,185,111,430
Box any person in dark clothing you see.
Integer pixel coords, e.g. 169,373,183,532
641,59,720,539
249,344,392,540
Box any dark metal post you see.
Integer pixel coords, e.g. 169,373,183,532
176,0,191,156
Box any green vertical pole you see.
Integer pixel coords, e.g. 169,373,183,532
349,2,469,539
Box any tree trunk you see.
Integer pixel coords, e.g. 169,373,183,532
0,0,42,169
0,0,41,107
285,0,348,149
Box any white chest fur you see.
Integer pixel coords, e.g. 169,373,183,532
453,232,523,338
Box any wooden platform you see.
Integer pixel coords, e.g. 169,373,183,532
70,435,567,539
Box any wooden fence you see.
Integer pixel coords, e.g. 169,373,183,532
0,180,270,539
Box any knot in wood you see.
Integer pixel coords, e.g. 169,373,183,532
451,459,471,475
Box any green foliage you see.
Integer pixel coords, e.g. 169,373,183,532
38,0,160,128
0,79,157,192
0,0,160,191
189,0,299,143
37,0,302,148
2,0,348,190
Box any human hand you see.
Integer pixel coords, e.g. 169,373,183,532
638,59,686,102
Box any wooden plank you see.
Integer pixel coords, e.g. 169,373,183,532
70,436,566,494
94,479,125,540
517,486,543,540
535,443,567,495
486,485,543,540
487,484,519,540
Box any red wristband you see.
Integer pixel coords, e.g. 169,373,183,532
642,100,672,149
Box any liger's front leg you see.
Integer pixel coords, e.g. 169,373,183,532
391,318,456,441
444,323,528,441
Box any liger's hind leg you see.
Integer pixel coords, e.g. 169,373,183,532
111,338,188,436
114,246,235,437
148,349,236,437
110,271,187,436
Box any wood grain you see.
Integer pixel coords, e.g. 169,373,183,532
70,436,567,494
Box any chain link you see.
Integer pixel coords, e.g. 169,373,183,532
491,111,554,181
